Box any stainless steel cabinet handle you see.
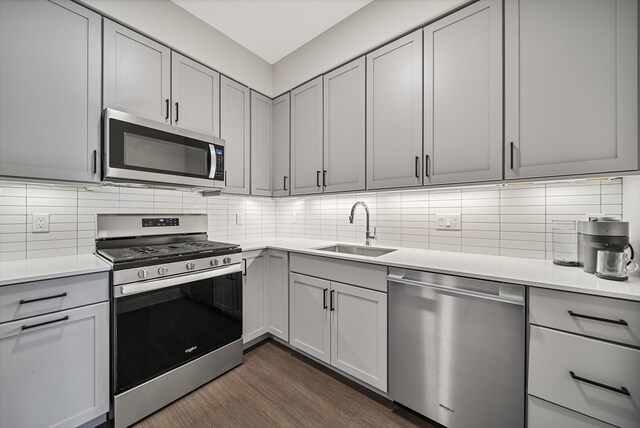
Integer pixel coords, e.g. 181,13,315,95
19,292,67,305
175,102,179,123
22,315,69,330
415,156,420,178
570,371,630,396
568,310,628,326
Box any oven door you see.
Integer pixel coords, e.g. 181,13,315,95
112,266,242,395
103,108,225,188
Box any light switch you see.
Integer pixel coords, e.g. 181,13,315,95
33,213,49,233
236,213,243,225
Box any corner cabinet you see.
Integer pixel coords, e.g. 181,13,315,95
221,76,251,195
424,0,503,185
251,91,273,196
291,77,324,195
505,0,638,179
0,0,101,183
323,57,366,193
366,30,423,190
272,93,291,197
103,19,171,123
267,250,289,341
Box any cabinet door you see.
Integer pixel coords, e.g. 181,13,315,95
424,0,502,185
221,76,251,195
267,250,289,341
272,93,291,197
505,0,638,179
323,57,366,193
366,30,423,190
291,77,324,195
171,51,220,137
330,282,387,392
0,0,101,183
251,91,273,196
243,251,268,344
103,19,171,123
0,302,109,428
289,273,330,363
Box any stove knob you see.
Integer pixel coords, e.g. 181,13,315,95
157,266,169,276
186,262,196,271
210,258,219,267
223,257,232,265
137,269,149,279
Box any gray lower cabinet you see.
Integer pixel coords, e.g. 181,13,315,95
272,93,291,197
171,52,220,137
267,250,289,341
251,91,273,196
0,0,101,183
323,57,366,193
103,19,171,123
289,273,331,362
243,251,268,343
221,76,251,195
0,289,109,428
528,396,616,428
291,77,324,195
505,0,638,179
424,0,503,185
366,29,423,190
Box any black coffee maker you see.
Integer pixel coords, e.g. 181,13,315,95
577,218,632,274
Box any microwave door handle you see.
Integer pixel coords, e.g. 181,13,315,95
209,144,217,179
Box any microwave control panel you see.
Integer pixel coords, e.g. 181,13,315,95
213,145,224,181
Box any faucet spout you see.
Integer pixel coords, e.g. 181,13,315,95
349,201,376,245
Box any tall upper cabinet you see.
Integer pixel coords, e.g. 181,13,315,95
0,0,101,183
424,0,502,185
323,57,366,193
505,0,638,179
103,20,171,124
366,30,423,190
272,93,291,197
251,91,273,196
221,76,251,195
291,77,324,196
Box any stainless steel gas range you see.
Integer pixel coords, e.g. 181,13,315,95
95,214,244,428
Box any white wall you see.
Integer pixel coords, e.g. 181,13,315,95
272,0,467,95
80,0,273,96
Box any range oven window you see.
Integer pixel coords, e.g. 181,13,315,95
113,272,242,394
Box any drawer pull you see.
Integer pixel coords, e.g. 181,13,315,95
570,371,630,396
568,310,628,326
19,292,67,305
21,315,69,331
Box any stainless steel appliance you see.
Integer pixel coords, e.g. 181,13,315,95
578,218,632,273
95,214,243,428
388,269,525,428
103,108,225,189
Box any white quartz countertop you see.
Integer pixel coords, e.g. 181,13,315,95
0,254,111,286
239,238,640,302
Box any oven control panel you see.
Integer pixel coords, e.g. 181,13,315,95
142,217,179,227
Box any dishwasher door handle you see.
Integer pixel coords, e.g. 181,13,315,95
388,277,524,305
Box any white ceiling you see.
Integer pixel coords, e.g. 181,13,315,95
171,0,372,64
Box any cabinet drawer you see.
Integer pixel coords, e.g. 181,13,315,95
290,253,386,292
528,395,615,428
529,326,640,428
530,287,640,348
0,273,109,323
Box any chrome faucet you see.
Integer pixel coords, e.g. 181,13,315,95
349,201,376,246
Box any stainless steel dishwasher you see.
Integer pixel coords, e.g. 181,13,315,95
388,268,525,428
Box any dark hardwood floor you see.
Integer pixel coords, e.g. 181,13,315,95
134,340,436,428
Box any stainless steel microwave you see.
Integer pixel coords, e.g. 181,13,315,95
103,108,225,189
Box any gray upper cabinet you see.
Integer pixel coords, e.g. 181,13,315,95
505,0,638,179
291,77,324,195
103,19,171,123
171,52,220,137
366,30,423,190
272,93,291,197
221,76,251,195
0,0,101,183
251,91,273,196
424,0,502,185
323,57,366,193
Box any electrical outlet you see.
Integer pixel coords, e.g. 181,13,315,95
33,213,50,233
436,213,461,231
236,213,244,225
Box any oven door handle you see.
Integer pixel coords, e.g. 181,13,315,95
115,264,242,298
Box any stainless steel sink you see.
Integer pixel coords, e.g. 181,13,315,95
314,244,396,257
